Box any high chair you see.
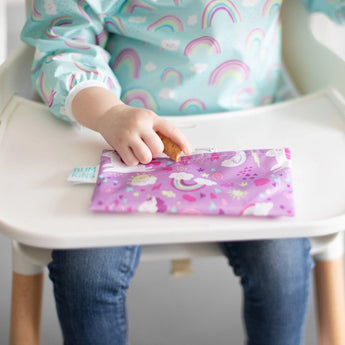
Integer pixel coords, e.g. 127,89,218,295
1,0,345,344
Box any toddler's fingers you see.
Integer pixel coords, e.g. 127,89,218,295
116,146,139,166
129,138,153,164
155,120,192,155
141,131,164,157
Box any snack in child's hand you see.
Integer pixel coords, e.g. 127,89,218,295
156,131,182,162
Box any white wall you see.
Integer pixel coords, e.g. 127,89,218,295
2,2,345,344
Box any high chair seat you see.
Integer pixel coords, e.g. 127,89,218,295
1,0,345,344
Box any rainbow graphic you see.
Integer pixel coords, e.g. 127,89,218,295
245,28,265,51
69,74,78,90
174,0,181,5
95,29,107,47
31,63,42,75
45,16,73,39
106,77,116,89
122,88,158,111
201,0,241,29
45,50,65,63
40,72,56,108
171,179,206,192
240,203,256,216
120,0,156,14
262,0,282,17
147,15,184,32
99,14,126,35
64,38,91,50
234,84,257,106
161,68,182,85
267,63,281,82
31,0,42,22
74,62,100,75
260,94,274,105
179,98,206,113
184,36,221,56
113,48,141,79
77,0,92,21
208,60,250,86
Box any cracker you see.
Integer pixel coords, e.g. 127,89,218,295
157,131,182,162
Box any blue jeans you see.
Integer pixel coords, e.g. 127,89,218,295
48,239,313,345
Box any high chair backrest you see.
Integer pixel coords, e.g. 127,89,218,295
281,0,345,97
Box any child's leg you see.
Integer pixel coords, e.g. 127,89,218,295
48,246,141,345
220,238,313,345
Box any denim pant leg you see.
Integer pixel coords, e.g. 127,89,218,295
48,246,141,345
220,238,314,345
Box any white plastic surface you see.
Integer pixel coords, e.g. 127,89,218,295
0,0,6,66
1,89,345,249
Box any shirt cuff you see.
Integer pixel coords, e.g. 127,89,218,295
64,80,110,121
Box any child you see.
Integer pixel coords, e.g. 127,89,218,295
21,1,344,344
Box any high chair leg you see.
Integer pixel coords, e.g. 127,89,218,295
10,272,43,345
314,256,345,345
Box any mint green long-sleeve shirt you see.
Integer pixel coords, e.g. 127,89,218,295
21,0,345,121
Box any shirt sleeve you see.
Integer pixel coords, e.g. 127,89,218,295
21,0,122,122
299,0,345,24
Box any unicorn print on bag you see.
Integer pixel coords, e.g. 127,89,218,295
102,151,153,173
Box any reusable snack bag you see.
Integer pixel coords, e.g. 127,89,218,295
90,149,294,217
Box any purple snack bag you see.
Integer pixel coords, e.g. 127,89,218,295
90,149,294,217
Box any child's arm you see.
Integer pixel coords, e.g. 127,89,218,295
72,87,191,166
20,0,190,164
20,0,122,122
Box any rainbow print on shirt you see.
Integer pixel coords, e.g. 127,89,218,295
31,0,42,22
40,72,56,108
113,48,141,79
45,16,73,39
161,68,182,86
122,88,158,111
201,0,241,29
99,14,126,35
147,15,184,32
179,99,206,113
184,36,221,56
120,0,156,14
262,0,282,17
209,60,250,86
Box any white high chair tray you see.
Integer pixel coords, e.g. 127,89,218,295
0,89,345,249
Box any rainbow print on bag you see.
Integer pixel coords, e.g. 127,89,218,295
113,48,141,79
209,60,250,86
201,0,241,29
184,36,221,56
90,149,295,217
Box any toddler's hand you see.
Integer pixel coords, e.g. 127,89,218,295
97,103,191,166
